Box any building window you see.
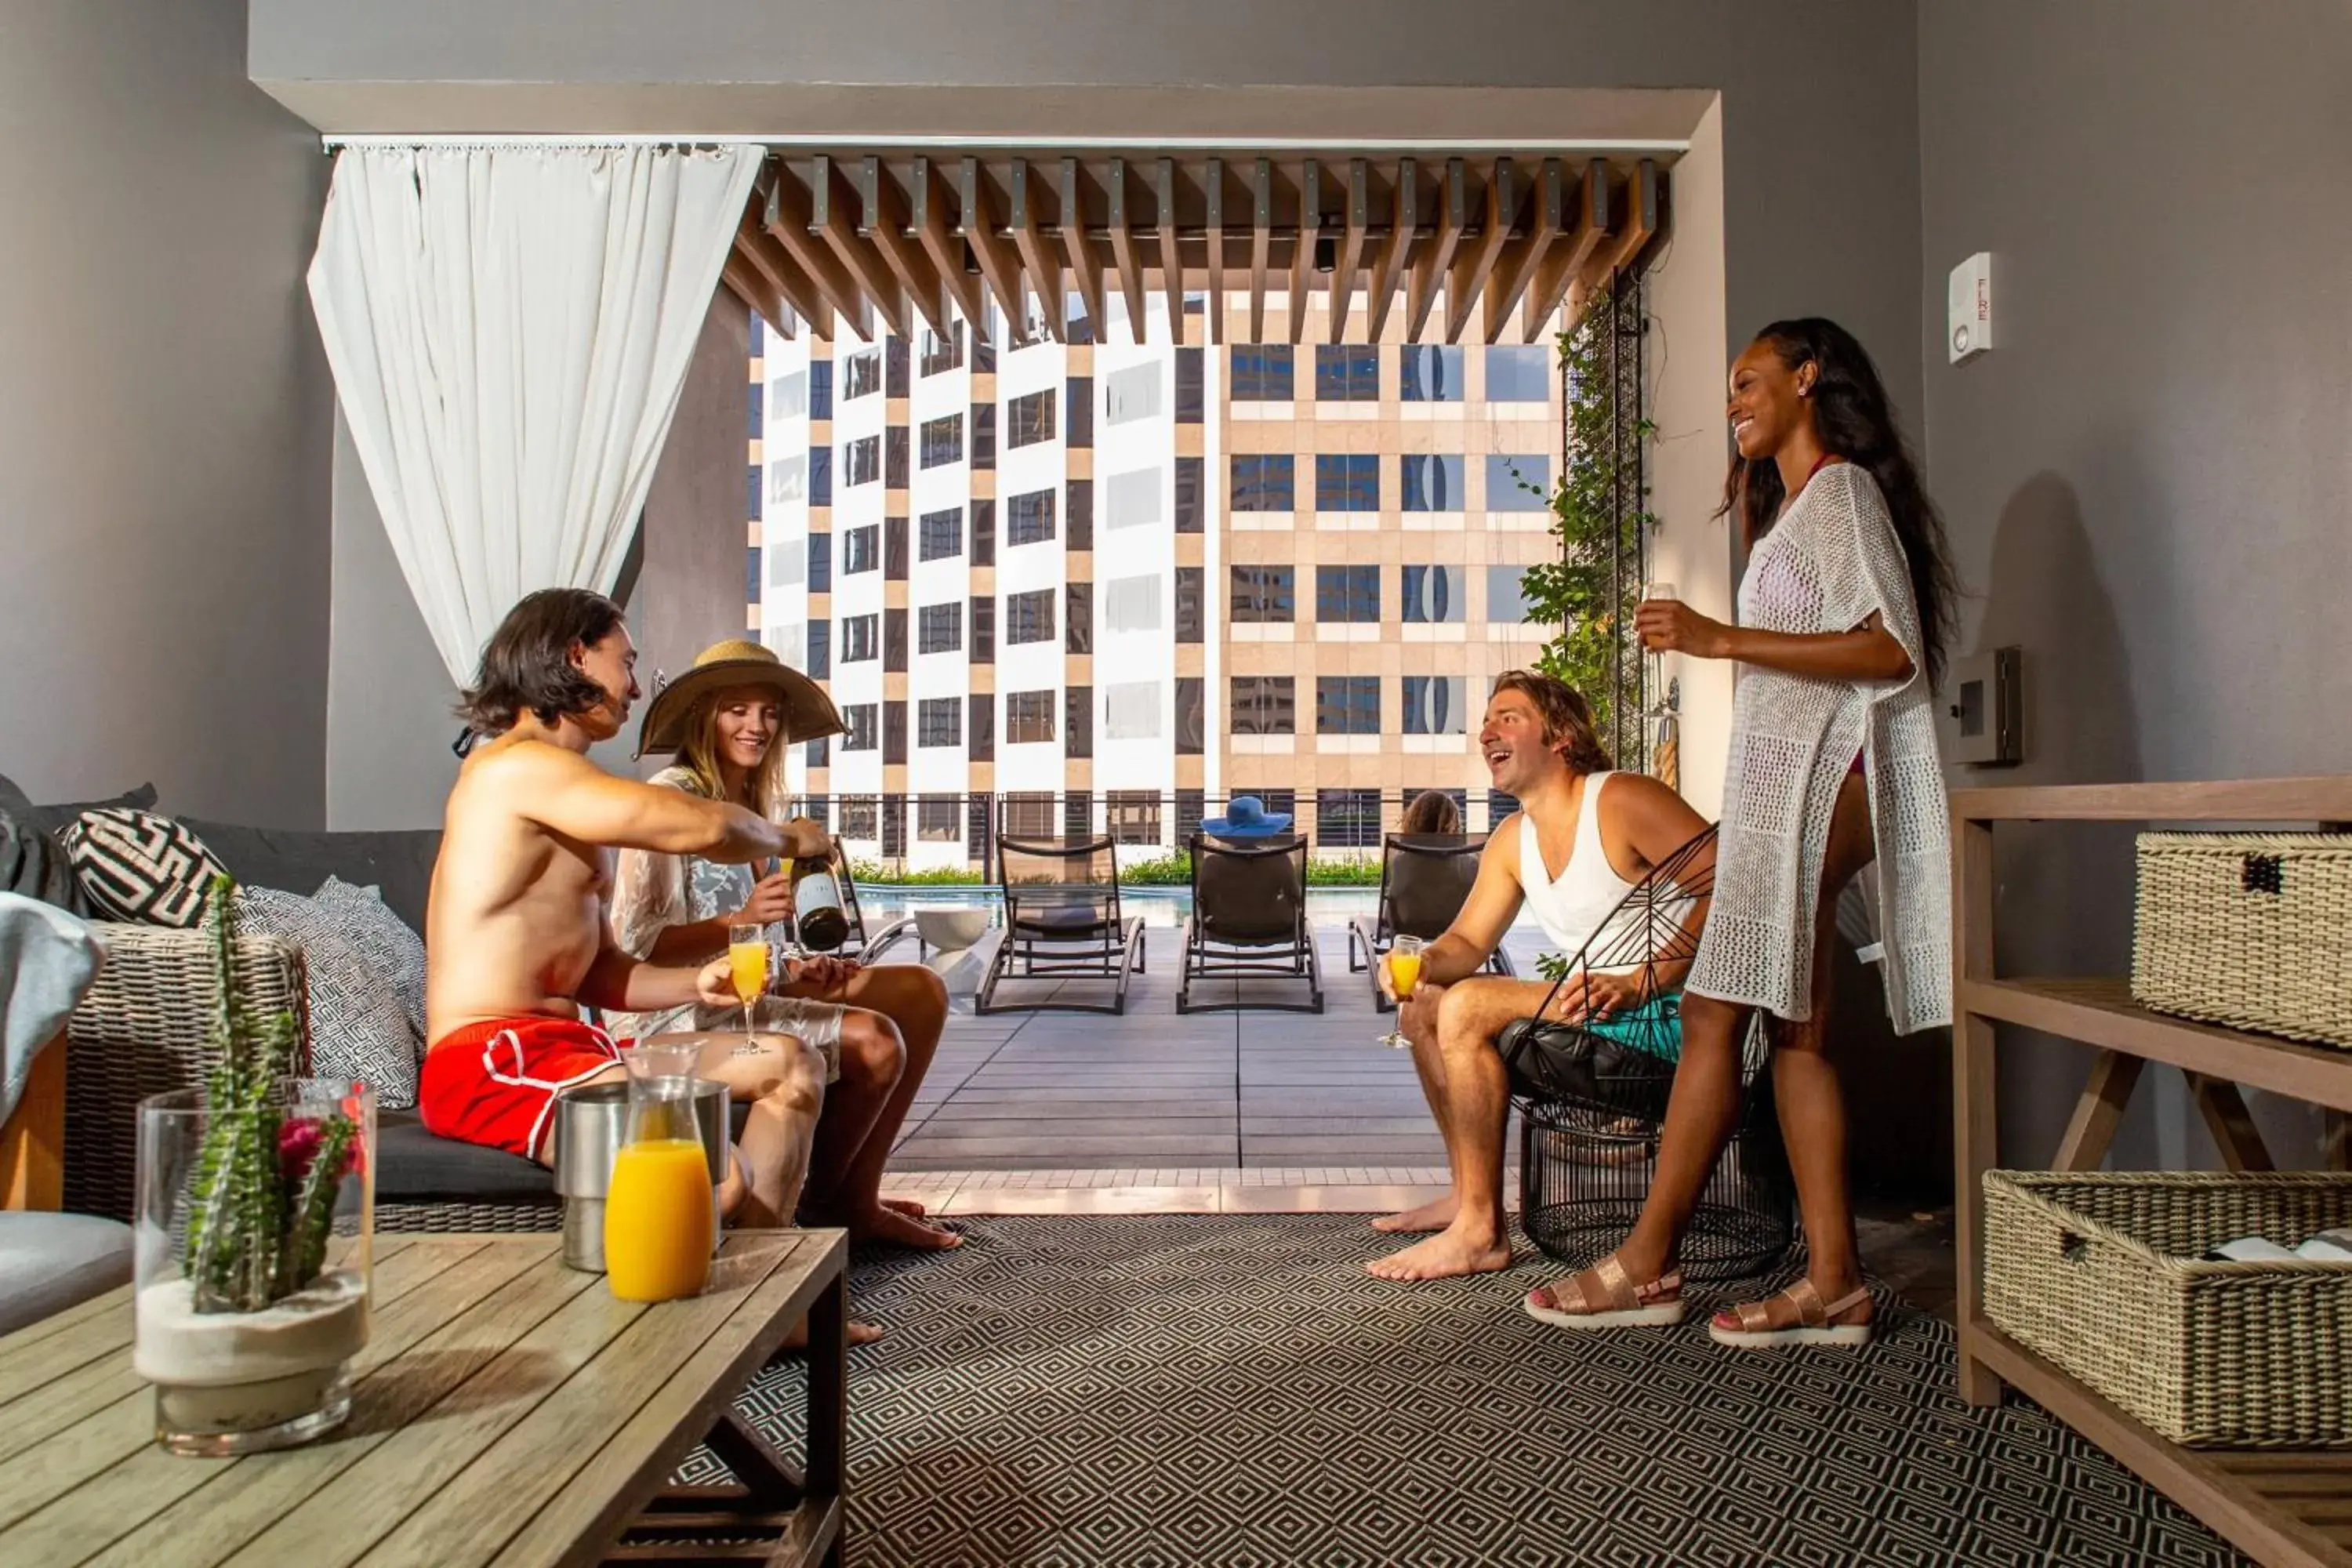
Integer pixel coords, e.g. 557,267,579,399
1174,456,1203,534
770,543,806,589
1315,453,1381,512
744,546,760,604
747,464,760,521
1486,453,1552,511
917,794,962,841
920,415,964,469
804,737,829,770
1399,344,1462,402
1104,681,1160,741
1316,565,1380,623
1174,347,1204,423
917,698,962,749
1486,564,1534,623
1230,676,1296,735
749,314,765,355
769,455,807,504
1175,677,1205,755
1401,454,1464,513
1314,344,1380,401
970,498,995,565
1316,675,1381,735
1065,376,1094,447
967,693,994,760
1065,582,1091,654
1230,454,1295,512
1007,690,1056,744
970,594,994,662
918,601,963,655
806,532,832,593
1065,684,1092,757
1403,674,1468,735
1006,588,1055,645
805,618,830,680
1486,345,1551,402
840,614,879,662
969,401,996,472
1106,791,1162,845
808,361,834,420
1229,564,1295,622
1176,786,1206,842
845,434,881,488
1007,389,1056,448
1102,574,1163,633
843,350,882,401
886,337,909,397
885,425,909,488
1104,361,1163,425
919,506,962,561
1105,465,1162,531
1007,488,1057,546
747,380,764,438
1065,479,1093,551
771,372,807,419
1229,344,1294,401
842,524,879,575
808,445,833,505
920,323,963,377
884,699,906,761
1174,567,1204,644
1316,788,1383,848
1402,564,1465,623
884,516,908,579
1002,791,1055,838
839,795,879,840
840,704,879,750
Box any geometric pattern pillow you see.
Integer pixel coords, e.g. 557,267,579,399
235,885,420,1110
313,877,428,1055
61,808,227,927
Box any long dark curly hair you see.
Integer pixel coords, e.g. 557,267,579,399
1718,318,1962,689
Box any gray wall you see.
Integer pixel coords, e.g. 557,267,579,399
324,287,756,828
245,0,1926,430
1918,0,2352,1167
0,0,332,824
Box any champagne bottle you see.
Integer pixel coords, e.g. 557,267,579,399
791,858,851,951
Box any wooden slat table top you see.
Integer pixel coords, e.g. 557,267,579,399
0,1229,846,1568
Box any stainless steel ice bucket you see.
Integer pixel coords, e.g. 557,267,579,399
550,1078,730,1273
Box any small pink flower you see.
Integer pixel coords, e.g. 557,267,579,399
278,1117,324,1182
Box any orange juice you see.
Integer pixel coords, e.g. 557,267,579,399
1387,948,1423,1000
728,941,768,1005
602,1138,713,1301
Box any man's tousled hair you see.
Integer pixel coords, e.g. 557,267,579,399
456,588,626,735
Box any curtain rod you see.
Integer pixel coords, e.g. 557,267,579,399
319,133,1690,154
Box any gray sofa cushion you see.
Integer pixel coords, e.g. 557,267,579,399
181,820,440,933
0,1211,133,1336
376,1111,556,1201
0,775,162,838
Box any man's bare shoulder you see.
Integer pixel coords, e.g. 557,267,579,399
458,736,594,796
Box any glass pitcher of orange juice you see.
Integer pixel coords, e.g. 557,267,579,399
603,1042,714,1302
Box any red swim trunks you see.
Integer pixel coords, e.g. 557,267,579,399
420,1016,628,1160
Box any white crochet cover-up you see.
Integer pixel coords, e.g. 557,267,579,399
1686,462,1953,1034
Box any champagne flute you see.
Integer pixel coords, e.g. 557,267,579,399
1377,936,1427,1049
1641,580,1678,714
727,922,768,1040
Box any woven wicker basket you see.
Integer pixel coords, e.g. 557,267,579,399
1984,1171,2352,1447
2132,830,2352,1048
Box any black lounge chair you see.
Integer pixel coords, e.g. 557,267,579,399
1177,833,1323,1014
1345,831,1516,1011
824,837,919,963
975,829,1146,1014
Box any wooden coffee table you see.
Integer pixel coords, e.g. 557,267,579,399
0,1229,848,1566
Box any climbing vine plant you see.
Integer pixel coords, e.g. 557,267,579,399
1516,274,1656,769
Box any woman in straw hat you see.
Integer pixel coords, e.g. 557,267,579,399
609,639,959,1254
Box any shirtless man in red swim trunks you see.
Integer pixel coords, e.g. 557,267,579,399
420,587,845,1232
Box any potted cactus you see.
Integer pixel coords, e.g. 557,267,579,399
132,877,376,1455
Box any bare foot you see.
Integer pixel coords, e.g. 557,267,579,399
776,1315,886,1350
849,1203,964,1251
880,1196,928,1218
1370,1193,1458,1234
1364,1222,1514,1282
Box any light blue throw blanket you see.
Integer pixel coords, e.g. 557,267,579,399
0,892,103,1127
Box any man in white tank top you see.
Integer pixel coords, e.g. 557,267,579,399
1367,672,1708,1283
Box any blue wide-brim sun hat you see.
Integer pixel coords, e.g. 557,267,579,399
1200,795,1293,837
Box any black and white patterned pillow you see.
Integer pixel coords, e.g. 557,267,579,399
62,808,227,926
313,877,427,1054
237,886,419,1109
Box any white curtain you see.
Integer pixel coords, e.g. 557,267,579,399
307,144,762,684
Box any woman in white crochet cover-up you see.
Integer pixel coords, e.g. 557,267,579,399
1525,318,1960,1351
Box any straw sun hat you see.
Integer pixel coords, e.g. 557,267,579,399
633,639,846,758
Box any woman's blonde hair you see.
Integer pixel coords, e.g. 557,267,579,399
670,684,790,815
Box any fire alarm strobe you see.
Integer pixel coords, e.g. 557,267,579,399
1947,252,1995,364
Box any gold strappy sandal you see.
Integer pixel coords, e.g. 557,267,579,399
1523,1254,1686,1330
1708,1278,1874,1348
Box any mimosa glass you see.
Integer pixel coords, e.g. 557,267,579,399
1377,936,1427,1049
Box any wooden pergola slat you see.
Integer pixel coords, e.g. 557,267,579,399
959,157,1026,343
1405,158,1468,343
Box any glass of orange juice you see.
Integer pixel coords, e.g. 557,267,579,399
728,922,768,1038
604,1041,713,1302
1377,936,1427,1049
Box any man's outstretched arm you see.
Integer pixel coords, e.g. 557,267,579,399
500,745,787,863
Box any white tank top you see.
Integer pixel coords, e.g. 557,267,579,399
1518,772,1646,970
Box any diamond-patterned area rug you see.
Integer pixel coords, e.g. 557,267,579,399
687,1214,2242,1567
